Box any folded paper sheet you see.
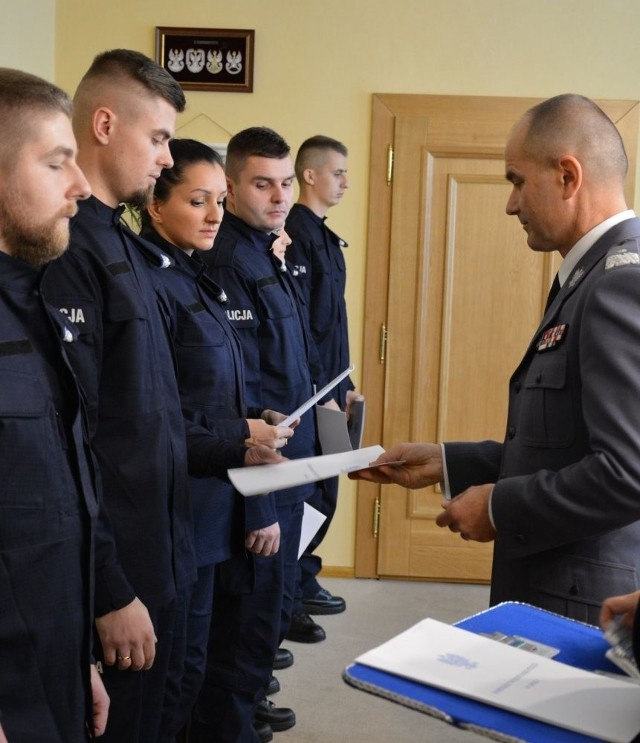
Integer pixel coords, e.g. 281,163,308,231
228,445,385,497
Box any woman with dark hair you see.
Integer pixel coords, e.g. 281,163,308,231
142,138,294,743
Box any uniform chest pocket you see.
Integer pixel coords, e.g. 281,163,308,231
176,305,226,347
520,351,574,447
0,370,50,509
104,292,148,324
0,368,46,417
257,277,294,320
314,244,331,274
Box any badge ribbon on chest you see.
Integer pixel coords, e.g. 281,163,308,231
537,323,568,351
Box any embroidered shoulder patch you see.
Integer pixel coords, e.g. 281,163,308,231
605,250,640,270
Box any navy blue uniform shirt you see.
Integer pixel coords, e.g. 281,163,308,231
285,203,354,407
41,196,196,614
201,211,325,505
142,227,277,562
0,251,98,741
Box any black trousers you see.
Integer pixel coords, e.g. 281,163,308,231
191,501,304,742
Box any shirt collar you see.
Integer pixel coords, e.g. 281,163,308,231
558,210,636,286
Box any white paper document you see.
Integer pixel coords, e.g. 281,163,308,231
356,618,640,743
281,364,354,427
298,503,327,559
228,445,385,497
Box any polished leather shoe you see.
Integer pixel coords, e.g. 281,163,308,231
285,609,326,643
302,586,347,615
253,719,273,743
254,698,296,732
266,674,280,696
273,647,294,669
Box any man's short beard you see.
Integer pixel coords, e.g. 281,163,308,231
126,184,154,211
0,206,69,268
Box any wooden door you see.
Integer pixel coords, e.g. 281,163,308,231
355,94,639,581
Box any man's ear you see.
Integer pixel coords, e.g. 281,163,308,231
303,168,315,186
225,176,236,209
92,107,116,146
147,197,162,224
559,155,582,199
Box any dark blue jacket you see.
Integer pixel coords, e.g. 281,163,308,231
41,196,196,614
0,251,98,741
201,211,325,505
285,203,354,407
141,227,277,563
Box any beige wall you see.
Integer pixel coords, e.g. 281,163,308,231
48,0,640,571
0,0,55,76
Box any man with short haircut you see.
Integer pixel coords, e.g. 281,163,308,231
197,126,335,738
353,94,640,626
40,49,199,742
0,67,108,740
286,135,362,617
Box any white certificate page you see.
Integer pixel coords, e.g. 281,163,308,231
228,445,385,497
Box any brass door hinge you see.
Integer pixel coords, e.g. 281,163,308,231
373,494,381,538
379,323,388,363
386,144,394,186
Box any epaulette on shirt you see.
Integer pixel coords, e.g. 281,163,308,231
604,241,640,270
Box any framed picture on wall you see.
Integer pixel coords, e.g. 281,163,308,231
155,27,255,92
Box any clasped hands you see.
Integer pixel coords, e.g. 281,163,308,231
349,442,496,543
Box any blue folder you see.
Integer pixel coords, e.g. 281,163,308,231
343,601,639,743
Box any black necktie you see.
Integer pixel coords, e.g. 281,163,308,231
544,274,561,313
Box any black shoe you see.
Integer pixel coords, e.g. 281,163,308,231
266,675,280,696
273,647,294,669
253,719,273,743
302,586,347,615
285,610,326,643
254,698,296,732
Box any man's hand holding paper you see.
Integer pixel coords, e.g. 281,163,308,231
348,442,444,487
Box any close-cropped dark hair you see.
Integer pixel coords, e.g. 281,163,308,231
140,138,224,229
294,134,347,180
523,93,628,180
225,126,290,180
0,68,73,168
79,48,186,112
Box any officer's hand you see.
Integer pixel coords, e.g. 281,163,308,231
95,597,157,671
90,664,110,736
600,590,640,631
245,418,293,449
435,484,496,542
349,442,444,488
245,522,281,556
244,444,286,467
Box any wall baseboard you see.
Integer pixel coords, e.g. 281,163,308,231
318,566,356,579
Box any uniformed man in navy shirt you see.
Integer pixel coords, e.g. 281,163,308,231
201,127,338,734
0,68,108,741
41,51,280,742
286,135,363,617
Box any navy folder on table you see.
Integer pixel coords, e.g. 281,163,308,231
343,601,639,743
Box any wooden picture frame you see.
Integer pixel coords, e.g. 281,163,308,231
155,27,254,92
